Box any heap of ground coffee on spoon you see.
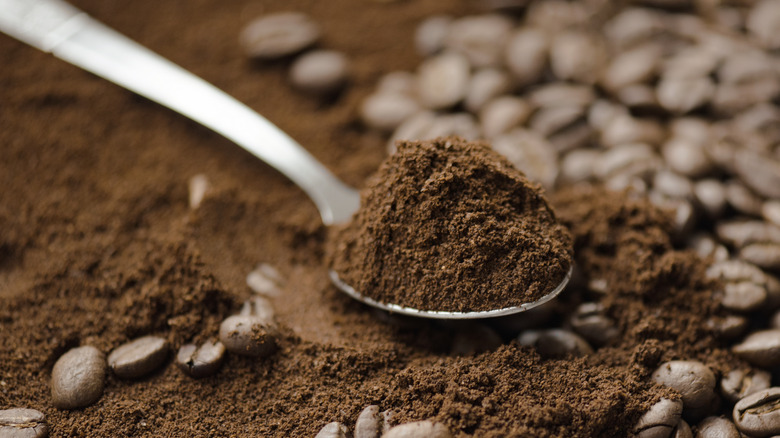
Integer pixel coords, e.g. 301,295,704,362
329,136,572,312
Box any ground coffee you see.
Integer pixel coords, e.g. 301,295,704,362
329,137,572,312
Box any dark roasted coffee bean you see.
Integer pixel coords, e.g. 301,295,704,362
51,346,105,409
633,397,683,438
721,369,772,404
0,408,48,438
652,361,718,420
176,340,225,378
733,387,780,437
696,416,740,438
108,336,169,379
219,315,278,358
732,329,780,368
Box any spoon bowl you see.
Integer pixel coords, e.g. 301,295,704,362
0,0,571,319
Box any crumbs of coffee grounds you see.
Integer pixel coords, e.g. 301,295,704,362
328,137,573,312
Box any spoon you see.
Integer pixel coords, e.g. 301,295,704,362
0,0,571,319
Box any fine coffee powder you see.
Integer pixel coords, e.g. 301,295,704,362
329,137,572,312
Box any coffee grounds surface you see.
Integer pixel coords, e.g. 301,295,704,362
0,0,744,436
329,137,572,312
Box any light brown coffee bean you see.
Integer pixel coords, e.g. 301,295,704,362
176,340,225,378
672,418,693,438
764,201,780,227
355,405,380,438
505,27,548,87
108,336,169,379
480,96,531,139
549,30,606,84
290,50,349,95
601,43,662,92
601,114,665,149
444,14,513,68
188,174,209,209
587,99,628,132
662,47,719,80
568,303,618,347
360,92,420,132
377,71,417,96
733,387,780,437
633,397,683,438
464,68,512,114
491,128,559,190
51,345,105,409
712,77,780,116
451,323,503,356
605,7,668,50
240,13,320,59
719,51,776,85
721,369,772,404
383,420,452,438
689,234,729,262
733,330,780,368
734,150,780,200
716,221,780,248
648,194,696,238
0,408,48,438
653,170,694,201
416,52,470,110
696,416,740,438
559,149,599,184
315,422,349,438
740,243,780,270
529,106,585,138
616,84,659,112
529,83,596,109
388,111,478,153
548,121,593,154
705,315,748,340
656,76,714,114
219,314,278,358
414,15,452,57
246,263,285,297
651,361,718,420
519,329,593,358
663,136,713,178
694,180,727,219
595,143,660,181
747,0,780,49
525,0,588,32
706,260,774,312
240,296,275,321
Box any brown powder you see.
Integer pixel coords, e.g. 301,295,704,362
329,137,573,312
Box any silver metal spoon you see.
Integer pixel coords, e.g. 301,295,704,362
0,0,571,319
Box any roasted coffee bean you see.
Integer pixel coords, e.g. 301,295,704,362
721,369,772,404
444,14,512,68
762,201,780,228
707,260,780,311
290,50,349,95
740,243,780,270
354,405,393,438
651,361,718,420
663,136,713,179
600,114,665,148
732,387,780,437
246,263,285,297
383,420,452,438
656,76,714,114
389,111,480,153
689,234,729,263
479,96,531,139
712,78,780,116
559,149,599,184
725,181,765,217
176,340,225,378
605,7,667,49
705,315,748,341
315,422,349,438
588,99,629,132
108,336,169,379
693,180,727,219
529,106,585,138
632,397,683,438
652,170,694,201
662,47,718,80
549,30,606,84
525,0,587,32
0,408,48,438
219,314,278,358
568,303,619,347
616,84,659,112
377,71,417,96
491,128,558,190
360,92,420,132
188,174,209,209
51,345,105,409
529,83,596,109
451,323,503,355
240,296,275,321
672,419,692,438
464,68,512,114
718,51,776,86
747,0,780,50
240,13,320,59
734,150,780,200
601,43,662,93
716,221,780,248
595,142,660,181
732,329,780,368
519,329,593,358
695,416,740,438
416,52,470,110
505,27,548,87
414,15,451,56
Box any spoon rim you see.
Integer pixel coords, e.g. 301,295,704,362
329,265,572,320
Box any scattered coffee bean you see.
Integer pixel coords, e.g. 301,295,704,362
662,47,718,80
0,408,48,438
188,174,209,209
747,0,780,50
530,83,596,109
696,416,740,438
240,13,320,59
633,397,683,438
721,369,772,404
219,314,278,358
732,387,780,437
601,43,662,92
568,303,618,347
315,421,349,438
479,96,531,139
693,180,727,219
416,52,470,110
444,14,513,68
651,361,718,420
656,76,714,114
519,329,593,358
355,405,381,438
740,243,780,270
672,418,692,438
491,128,558,190
360,92,420,132
51,345,105,409
706,315,748,341
377,71,417,96
108,335,169,379
689,234,729,263
549,30,605,84
732,329,780,368
716,221,780,249
762,201,780,227
616,84,659,112
733,150,780,200
414,15,451,57
246,263,285,297
559,149,599,184
176,340,225,378
605,7,667,49
504,27,548,86
290,50,349,95
600,114,665,148
383,420,452,438
725,181,765,217
464,68,512,114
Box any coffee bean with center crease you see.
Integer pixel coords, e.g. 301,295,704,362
176,340,226,378
0,408,48,438
732,329,780,368
651,361,718,420
290,50,349,95
219,299,279,358
315,422,349,438
671,419,692,438
696,416,741,438
721,369,772,404
383,421,452,438
416,52,470,110
354,405,393,438
240,13,320,59
108,336,169,379
443,14,513,68
733,387,780,437
51,345,105,409
632,397,683,438
504,27,548,87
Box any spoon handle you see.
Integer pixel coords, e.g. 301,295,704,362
0,0,359,225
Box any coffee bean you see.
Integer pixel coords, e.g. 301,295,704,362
605,8,668,50
355,405,380,438
689,234,729,263
600,114,665,148
633,397,683,438
734,150,780,200
290,50,349,95
716,221,780,249
480,96,531,139
548,122,593,155
656,76,715,114
616,84,659,112
491,129,559,190
416,52,470,110
725,181,765,217
747,0,780,50
763,201,780,228
740,243,780,270
188,174,209,209
0,408,48,438
601,43,662,93
51,345,105,409
240,296,275,321
733,329,780,368
732,387,780,437
451,323,503,355
588,99,629,132
568,303,618,347
549,30,606,84
361,92,420,132
653,170,694,201
108,336,169,379
315,422,349,438
559,149,599,184
519,329,593,358
696,416,740,438
219,314,278,358
444,14,513,68
383,420,452,438
718,51,776,85
246,263,285,297
651,361,718,420
176,340,225,378
529,83,596,109
595,143,660,182
377,71,417,96
662,48,719,80
505,27,548,87
240,13,320,59
712,77,780,116
672,418,692,438
693,180,727,219
529,106,585,139
705,315,748,341
414,15,451,57
463,68,512,114
721,369,772,404
526,1,587,32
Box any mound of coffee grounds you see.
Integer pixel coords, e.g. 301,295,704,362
329,137,572,312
